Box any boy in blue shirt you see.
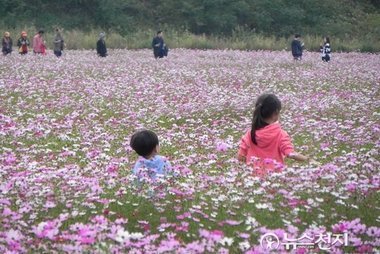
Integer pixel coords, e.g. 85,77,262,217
130,130,172,180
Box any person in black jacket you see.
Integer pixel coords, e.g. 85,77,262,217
17,31,30,54
96,32,107,57
2,32,13,55
53,28,64,57
152,31,168,59
291,34,304,60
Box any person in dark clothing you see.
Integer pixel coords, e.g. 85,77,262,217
291,34,304,60
320,37,331,62
17,31,30,54
96,32,107,57
53,28,64,57
152,31,168,59
2,32,13,55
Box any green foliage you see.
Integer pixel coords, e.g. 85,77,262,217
0,0,379,51
1,0,379,36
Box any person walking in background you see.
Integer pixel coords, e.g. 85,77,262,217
53,28,64,57
320,37,331,62
96,32,107,57
2,32,13,55
17,31,30,54
291,34,304,60
33,30,46,54
152,31,168,59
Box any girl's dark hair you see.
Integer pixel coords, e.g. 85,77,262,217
325,37,330,43
250,94,282,145
130,130,159,157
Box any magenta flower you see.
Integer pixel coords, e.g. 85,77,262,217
3,152,17,166
107,163,119,173
5,229,24,252
216,141,230,152
345,182,357,192
32,220,60,240
356,244,373,253
199,229,224,242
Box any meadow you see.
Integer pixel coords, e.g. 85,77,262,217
0,49,379,253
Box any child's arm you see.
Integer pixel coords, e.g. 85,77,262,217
288,152,309,162
280,132,318,164
237,133,249,163
288,152,320,165
237,153,246,162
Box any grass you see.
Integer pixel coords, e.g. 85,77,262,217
4,27,380,52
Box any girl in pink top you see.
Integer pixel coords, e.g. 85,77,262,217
238,94,309,175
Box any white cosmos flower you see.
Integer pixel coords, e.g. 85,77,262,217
219,237,234,246
256,203,269,209
239,241,250,251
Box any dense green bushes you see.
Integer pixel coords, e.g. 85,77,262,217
1,0,379,51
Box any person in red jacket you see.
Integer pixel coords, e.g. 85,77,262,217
33,30,46,54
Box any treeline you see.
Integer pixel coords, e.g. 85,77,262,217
1,0,380,51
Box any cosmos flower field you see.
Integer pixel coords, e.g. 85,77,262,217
0,49,379,253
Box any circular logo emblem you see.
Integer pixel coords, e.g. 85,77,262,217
260,233,280,250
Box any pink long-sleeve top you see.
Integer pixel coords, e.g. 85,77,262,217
33,34,44,53
238,122,294,166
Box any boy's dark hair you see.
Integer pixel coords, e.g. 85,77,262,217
251,94,282,145
38,29,44,34
157,30,162,35
295,34,301,38
130,130,159,157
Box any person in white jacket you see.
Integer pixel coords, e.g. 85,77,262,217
320,37,331,62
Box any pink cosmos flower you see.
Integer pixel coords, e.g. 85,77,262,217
32,220,60,240
216,141,230,152
77,224,97,244
356,244,373,253
199,229,224,242
5,229,24,251
4,153,17,166
107,163,119,173
346,182,357,192
86,149,100,159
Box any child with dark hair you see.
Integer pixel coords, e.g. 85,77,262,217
130,130,172,180
320,37,331,62
238,94,311,174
